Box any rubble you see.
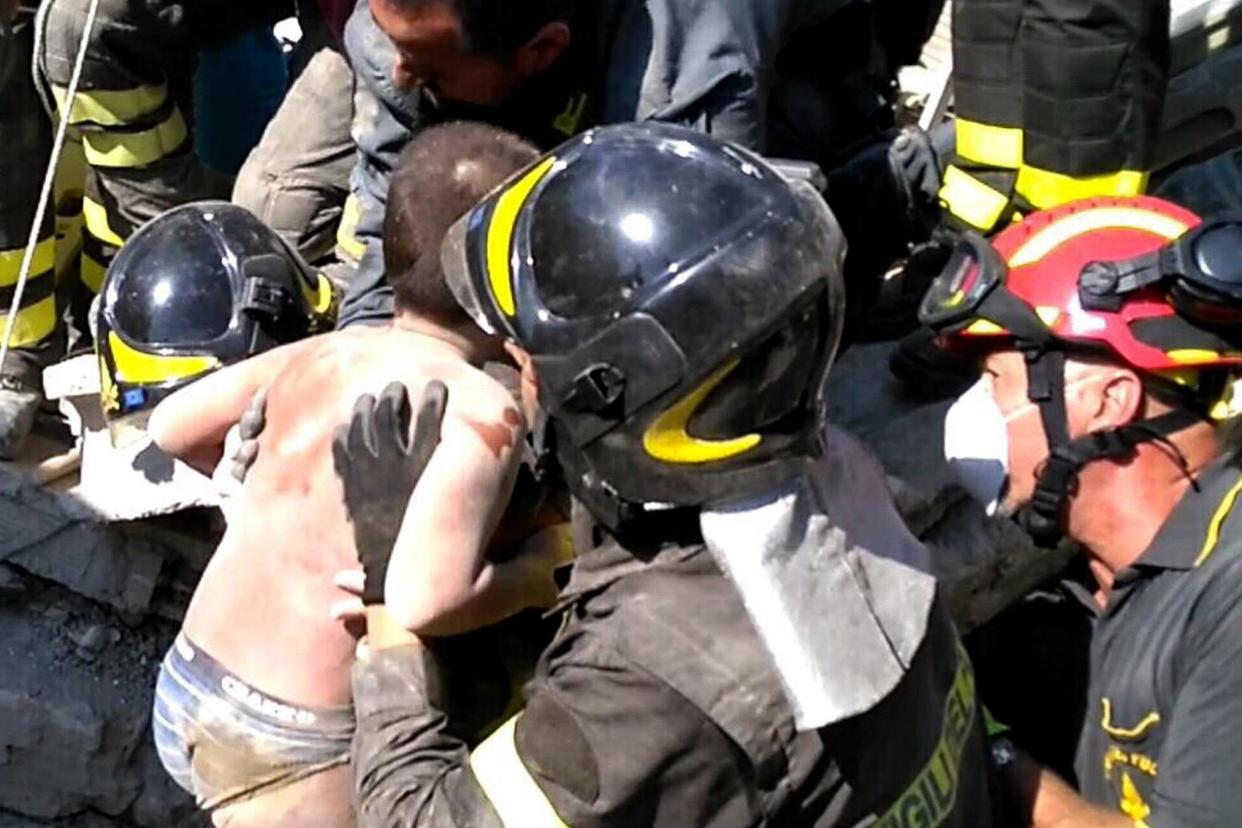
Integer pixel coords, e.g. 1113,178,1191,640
0,394,218,825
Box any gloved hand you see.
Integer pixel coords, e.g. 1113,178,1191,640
888,125,948,239
333,381,448,605
228,387,267,484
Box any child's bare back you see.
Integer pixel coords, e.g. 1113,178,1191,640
181,326,523,708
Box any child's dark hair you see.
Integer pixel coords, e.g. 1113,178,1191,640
384,122,539,325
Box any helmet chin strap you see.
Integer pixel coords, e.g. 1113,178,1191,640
1018,346,1202,546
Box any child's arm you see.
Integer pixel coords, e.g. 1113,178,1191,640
148,338,316,473
382,407,535,636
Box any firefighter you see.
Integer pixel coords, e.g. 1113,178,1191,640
337,123,994,827
336,0,940,330
892,0,1172,392
922,196,1242,824
0,2,58,457
97,201,335,448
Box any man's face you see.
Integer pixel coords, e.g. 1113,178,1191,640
370,0,525,106
981,349,1133,515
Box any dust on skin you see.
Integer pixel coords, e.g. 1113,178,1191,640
464,406,521,458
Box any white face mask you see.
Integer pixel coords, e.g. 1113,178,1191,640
944,378,1017,516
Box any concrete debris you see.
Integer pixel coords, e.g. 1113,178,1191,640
0,564,25,601
0,579,203,827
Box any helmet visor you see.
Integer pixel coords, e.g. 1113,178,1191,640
919,232,1007,331
442,213,498,336
105,219,237,347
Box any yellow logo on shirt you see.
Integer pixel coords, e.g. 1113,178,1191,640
1120,771,1151,823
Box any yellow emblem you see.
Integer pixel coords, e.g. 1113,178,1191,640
99,356,119,413
1120,771,1151,823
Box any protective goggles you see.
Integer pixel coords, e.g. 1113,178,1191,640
918,231,1053,343
1078,215,1242,326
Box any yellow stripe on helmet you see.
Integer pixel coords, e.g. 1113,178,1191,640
1008,208,1189,268
643,359,762,464
107,331,220,385
486,157,558,317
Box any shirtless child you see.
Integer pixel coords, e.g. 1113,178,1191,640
147,124,549,827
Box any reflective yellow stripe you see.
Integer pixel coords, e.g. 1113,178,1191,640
107,331,220,385
955,119,1023,168
1100,698,1161,740
1015,164,1148,211
336,194,366,261
470,717,568,828
51,83,167,127
1194,475,1242,567
1009,208,1188,268
0,239,56,286
643,359,762,464
938,166,1010,232
81,250,108,294
487,157,558,317
82,108,188,168
2,294,57,349
82,196,126,248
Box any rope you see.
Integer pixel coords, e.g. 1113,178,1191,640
2,0,101,375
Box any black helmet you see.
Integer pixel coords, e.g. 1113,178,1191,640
442,123,847,527
97,201,336,445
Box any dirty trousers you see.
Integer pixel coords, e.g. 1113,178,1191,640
152,634,353,812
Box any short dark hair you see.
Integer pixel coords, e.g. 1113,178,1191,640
392,0,576,58
384,122,539,324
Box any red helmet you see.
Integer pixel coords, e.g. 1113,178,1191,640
921,196,1242,377
920,196,1242,543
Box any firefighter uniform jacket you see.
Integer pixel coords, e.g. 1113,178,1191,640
941,0,1170,232
351,533,994,827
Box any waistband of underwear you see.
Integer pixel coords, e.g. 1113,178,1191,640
164,633,356,738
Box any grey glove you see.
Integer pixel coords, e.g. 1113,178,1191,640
229,387,267,484
889,126,944,216
333,381,448,605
